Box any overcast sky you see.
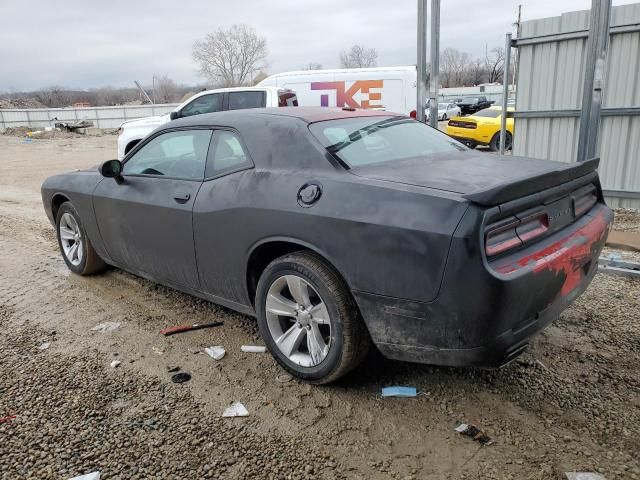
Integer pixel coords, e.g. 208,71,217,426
0,0,635,92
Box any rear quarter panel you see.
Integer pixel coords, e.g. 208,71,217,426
192,115,468,306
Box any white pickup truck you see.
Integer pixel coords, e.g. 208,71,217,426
117,86,297,159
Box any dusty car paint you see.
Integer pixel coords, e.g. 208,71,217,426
42,107,613,368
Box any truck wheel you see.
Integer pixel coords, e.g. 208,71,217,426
56,202,106,275
255,252,370,384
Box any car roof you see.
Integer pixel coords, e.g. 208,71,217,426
165,107,400,129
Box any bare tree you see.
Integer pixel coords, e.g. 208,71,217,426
35,86,72,108
193,24,268,87
302,62,323,70
484,46,505,83
440,48,471,87
251,71,269,86
468,58,486,86
339,45,378,68
153,75,179,103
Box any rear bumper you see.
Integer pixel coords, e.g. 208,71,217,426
354,204,613,367
449,135,488,148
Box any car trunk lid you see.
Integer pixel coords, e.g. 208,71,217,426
350,152,600,205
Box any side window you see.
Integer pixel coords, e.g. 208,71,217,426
228,91,265,111
205,130,252,178
181,94,222,117
123,130,212,180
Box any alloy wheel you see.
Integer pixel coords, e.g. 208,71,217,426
265,274,332,367
59,213,83,266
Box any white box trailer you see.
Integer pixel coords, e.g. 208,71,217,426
257,66,418,116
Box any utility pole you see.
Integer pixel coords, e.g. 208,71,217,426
499,33,512,155
417,0,428,122
428,0,440,128
512,4,522,92
577,0,612,162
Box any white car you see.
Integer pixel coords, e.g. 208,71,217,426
426,102,461,122
117,86,297,159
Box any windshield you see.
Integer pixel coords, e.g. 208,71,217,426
309,116,466,168
473,108,502,118
461,97,478,103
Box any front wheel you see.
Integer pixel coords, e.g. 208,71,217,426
255,252,370,384
56,202,106,275
442,114,447,121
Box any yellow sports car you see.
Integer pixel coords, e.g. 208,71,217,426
445,106,514,151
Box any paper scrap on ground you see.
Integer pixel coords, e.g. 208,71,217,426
565,473,607,480
241,345,266,353
91,322,120,333
38,342,51,350
110,360,121,368
455,423,494,445
68,472,101,480
381,386,417,397
222,402,249,417
205,346,226,360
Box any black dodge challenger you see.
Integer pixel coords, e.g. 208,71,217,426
42,107,613,383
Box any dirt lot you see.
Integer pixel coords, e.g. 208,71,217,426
0,135,638,480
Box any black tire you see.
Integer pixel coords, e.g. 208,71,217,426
56,202,106,275
442,113,447,121
489,131,513,152
255,251,371,384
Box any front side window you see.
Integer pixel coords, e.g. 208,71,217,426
309,116,466,168
123,130,212,180
228,91,265,111
181,94,222,117
205,130,252,178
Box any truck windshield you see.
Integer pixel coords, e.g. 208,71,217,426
309,116,466,168
461,97,478,103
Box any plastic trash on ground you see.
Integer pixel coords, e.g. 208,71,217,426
38,342,51,350
110,360,121,368
241,345,266,353
205,346,226,360
455,423,494,445
68,473,101,480
91,322,121,333
381,386,417,397
222,402,249,417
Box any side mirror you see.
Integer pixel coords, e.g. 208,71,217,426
169,111,179,120
99,159,124,184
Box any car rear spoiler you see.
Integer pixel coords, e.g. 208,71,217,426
463,158,600,206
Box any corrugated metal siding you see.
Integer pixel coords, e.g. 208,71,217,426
0,104,178,130
514,3,640,208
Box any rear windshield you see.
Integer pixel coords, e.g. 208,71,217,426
473,109,501,118
309,116,465,168
461,97,478,103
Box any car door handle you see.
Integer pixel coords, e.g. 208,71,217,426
173,192,191,203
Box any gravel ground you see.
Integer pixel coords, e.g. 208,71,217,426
0,136,639,479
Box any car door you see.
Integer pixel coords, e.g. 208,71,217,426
93,128,213,289
193,129,255,303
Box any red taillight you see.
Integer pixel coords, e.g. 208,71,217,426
573,190,597,217
410,110,417,119
516,213,549,243
485,218,522,257
485,213,549,257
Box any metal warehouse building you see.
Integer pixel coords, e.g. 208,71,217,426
513,3,640,208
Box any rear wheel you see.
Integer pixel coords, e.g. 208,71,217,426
255,252,370,384
442,113,447,121
489,131,513,152
56,202,106,275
